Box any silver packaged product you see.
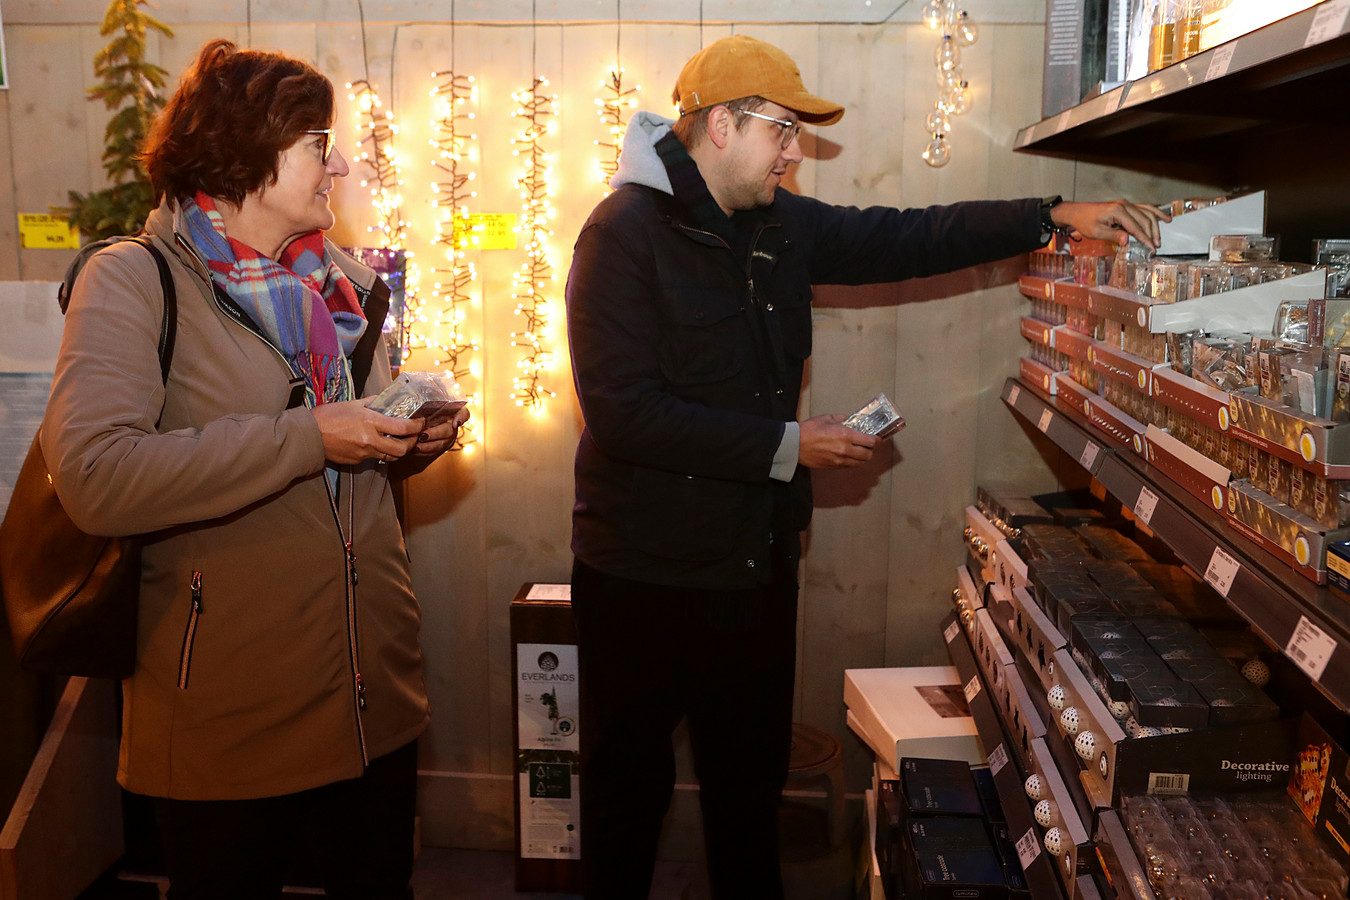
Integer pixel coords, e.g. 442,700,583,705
368,370,467,428
844,392,906,438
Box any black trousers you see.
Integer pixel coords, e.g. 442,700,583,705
147,739,418,900
570,558,799,900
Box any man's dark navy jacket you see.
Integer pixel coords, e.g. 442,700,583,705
566,131,1045,589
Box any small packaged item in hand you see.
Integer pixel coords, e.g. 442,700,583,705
368,370,467,428
844,392,906,438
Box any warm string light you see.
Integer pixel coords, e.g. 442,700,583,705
594,66,639,189
508,76,558,412
347,80,409,244
920,0,978,168
425,69,481,450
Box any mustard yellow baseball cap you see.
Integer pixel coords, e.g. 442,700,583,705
674,35,845,125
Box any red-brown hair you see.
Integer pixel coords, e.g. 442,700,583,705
142,39,334,205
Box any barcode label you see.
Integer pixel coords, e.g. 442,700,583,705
1286,616,1336,681
1079,441,1100,471
988,743,1009,776
1306,0,1350,47
944,621,960,644
1134,487,1159,525
1203,547,1240,598
1205,43,1236,81
1147,772,1191,795
1038,409,1053,433
964,675,981,703
1016,827,1042,868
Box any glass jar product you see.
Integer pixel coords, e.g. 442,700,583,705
1172,0,1204,61
1313,238,1350,298
1150,0,1178,71
1151,260,1189,302
1209,233,1278,262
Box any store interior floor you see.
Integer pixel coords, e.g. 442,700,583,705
75,799,860,899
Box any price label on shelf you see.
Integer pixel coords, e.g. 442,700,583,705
944,621,960,644
964,675,982,704
988,743,1009,776
1079,441,1100,471
1203,547,1240,598
1016,827,1042,869
1133,487,1160,526
1009,386,1021,406
1205,43,1236,81
1286,616,1336,681
1305,0,1350,47
1038,409,1054,433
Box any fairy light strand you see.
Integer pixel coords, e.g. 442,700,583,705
508,77,558,411
594,67,639,189
425,69,481,449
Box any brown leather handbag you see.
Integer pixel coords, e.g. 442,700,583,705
0,237,176,677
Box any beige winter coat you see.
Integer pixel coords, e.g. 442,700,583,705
42,198,429,800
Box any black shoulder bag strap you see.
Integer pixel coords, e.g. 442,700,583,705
129,236,178,383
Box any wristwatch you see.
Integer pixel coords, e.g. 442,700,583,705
1039,194,1065,243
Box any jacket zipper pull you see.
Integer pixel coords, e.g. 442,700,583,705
747,277,759,307
191,571,203,615
356,672,367,710
345,541,359,586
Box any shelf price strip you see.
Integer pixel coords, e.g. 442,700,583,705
1286,616,1336,682
944,620,960,644
1202,546,1240,598
1205,43,1236,82
964,674,981,704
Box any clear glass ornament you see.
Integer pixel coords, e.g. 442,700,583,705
937,62,964,90
935,35,961,72
948,80,972,115
925,103,951,135
922,133,951,168
921,0,945,30
955,11,979,46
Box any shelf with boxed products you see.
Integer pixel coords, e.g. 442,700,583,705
1003,375,1350,712
1014,3,1350,158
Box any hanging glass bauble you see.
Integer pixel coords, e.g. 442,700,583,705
922,133,951,168
948,80,972,115
935,35,961,72
925,104,951,135
955,11,979,46
921,0,945,30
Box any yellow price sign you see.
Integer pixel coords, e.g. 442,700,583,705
454,213,518,251
19,214,79,249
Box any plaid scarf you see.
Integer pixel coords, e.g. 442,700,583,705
183,192,366,406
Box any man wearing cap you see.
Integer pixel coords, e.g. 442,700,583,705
565,34,1165,898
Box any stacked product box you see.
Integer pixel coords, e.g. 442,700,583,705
875,757,1028,899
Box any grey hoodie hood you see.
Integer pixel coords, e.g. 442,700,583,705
609,111,675,195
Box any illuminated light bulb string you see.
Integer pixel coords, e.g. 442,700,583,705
920,0,978,168
347,77,424,393
595,1,640,190
508,77,558,411
426,68,481,449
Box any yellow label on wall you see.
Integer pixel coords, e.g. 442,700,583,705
455,213,518,250
19,214,79,249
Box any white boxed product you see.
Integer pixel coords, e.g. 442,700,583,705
844,665,986,771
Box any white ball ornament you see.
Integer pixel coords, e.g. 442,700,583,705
1060,706,1080,736
1108,699,1131,720
1047,684,1066,710
1241,658,1271,687
1075,730,1096,761
1034,799,1057,828
1024,773,1044,801
1044,827,1065,856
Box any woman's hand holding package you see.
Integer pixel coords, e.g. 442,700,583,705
411,404,471,456
312,399,426,464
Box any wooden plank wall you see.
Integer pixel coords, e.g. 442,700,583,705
0,1,1216,851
